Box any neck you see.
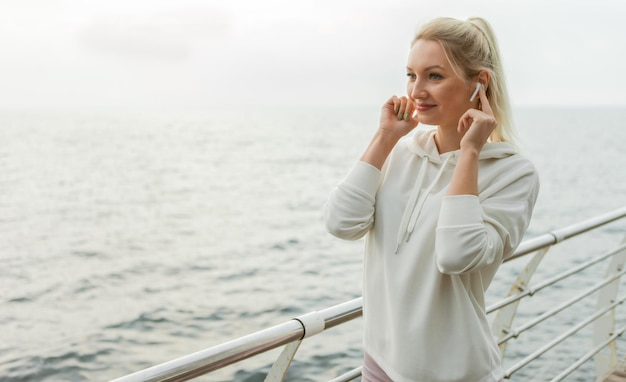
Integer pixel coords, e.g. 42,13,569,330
434,126,462,154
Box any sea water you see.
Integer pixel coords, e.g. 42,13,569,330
1,106,625,381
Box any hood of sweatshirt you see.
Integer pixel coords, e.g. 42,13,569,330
394,129,517,253
406,129,517,163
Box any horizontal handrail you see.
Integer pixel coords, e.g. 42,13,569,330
328,366,363,382
111,299,362,382
549,324,626,382
510,205,626,260
497,265,626,345
505,295,626,377
487,244,626,313
111,205,626,382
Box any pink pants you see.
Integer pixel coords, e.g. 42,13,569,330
361,352,505,382
361,353,393,382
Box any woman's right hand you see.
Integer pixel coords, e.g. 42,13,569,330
359,96,419,170
379,95,419,140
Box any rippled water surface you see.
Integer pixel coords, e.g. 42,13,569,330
1,106,625,381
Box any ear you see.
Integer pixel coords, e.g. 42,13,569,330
477,70,491,91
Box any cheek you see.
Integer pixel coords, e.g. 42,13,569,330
439,87,471,116
448,85,471,106
435,87,457,106
406,82,415,97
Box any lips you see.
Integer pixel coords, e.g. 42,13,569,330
416,103,436,112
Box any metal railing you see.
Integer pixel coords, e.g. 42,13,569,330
112,206,626,382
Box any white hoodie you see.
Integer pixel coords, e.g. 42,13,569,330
325,129,539,382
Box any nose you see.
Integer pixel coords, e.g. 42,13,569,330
409,78,427,100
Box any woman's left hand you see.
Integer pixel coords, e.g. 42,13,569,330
457,84,498,152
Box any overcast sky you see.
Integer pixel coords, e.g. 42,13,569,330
1,0,625,112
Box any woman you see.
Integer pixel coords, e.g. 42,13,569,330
324,17,539,382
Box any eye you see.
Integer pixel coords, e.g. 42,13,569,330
406,72,416,81
428,72,444,80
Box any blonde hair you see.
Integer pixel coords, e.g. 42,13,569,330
412,17,518,149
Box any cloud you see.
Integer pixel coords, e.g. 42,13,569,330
78,9,232,62
1,0,625,111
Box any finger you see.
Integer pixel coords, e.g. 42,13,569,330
404,98,419,123
388,96,400,114
478,84,494,116
459,107,484,133
458,112,471,134
397,97,407,120
403,98,415,121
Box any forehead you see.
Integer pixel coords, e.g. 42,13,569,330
407,39,452,71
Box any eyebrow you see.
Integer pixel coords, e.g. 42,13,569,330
406,64,446,72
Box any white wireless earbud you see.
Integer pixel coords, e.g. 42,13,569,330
469,82,482,102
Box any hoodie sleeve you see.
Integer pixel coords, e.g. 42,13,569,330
324,161,381,240
435,162,540,275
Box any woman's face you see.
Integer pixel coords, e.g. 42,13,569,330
406,39,475,129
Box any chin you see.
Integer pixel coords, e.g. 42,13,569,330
417,116,439,127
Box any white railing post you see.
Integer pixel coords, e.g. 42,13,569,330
264,310,326,382
264,341,302,382
491,246,550,356
593,235,626,381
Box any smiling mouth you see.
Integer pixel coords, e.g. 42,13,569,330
416,104,436,112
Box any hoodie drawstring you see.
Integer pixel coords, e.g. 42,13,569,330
395,153,453,253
